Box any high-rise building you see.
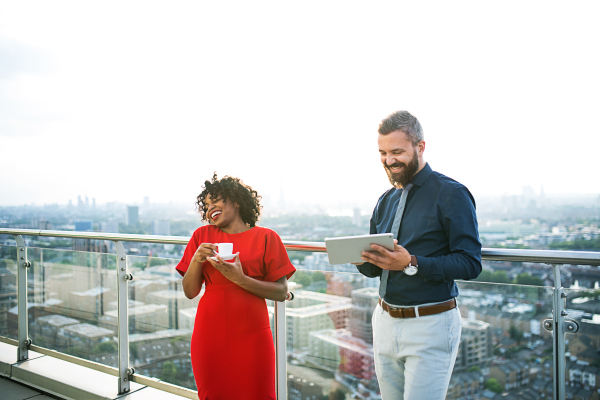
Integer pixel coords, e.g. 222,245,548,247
143,196,150,209
352,207,362,227
348,287,379,344
455,319,493,370
100,220,119,233
74,220,93,231
153,220,171,236
126,206,139,226
268,290,352,353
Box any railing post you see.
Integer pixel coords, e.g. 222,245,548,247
274,292,293,400
14,235,31,361
551,264,566,400
115,241,132,394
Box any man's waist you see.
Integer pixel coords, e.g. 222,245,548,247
379,297,457,319
382,298,454,308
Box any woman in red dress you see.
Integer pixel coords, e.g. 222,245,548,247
176,173,295,400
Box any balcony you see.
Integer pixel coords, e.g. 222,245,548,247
1,228,600,400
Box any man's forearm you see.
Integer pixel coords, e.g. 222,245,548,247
416,252,481,282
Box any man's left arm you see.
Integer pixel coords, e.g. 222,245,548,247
416,186,482,282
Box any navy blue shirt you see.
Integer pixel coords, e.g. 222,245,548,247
357,163,482,306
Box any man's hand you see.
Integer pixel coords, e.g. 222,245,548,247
207,253,246,285
360,239,411,271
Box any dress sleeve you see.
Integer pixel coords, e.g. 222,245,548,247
176,231,199,277
262,230,296,282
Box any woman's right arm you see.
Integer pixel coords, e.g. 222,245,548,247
182,243,217,299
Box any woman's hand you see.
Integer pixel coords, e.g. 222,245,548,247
207,253,289,301
182,243,215,300
192,243,218,264
207,253,245,285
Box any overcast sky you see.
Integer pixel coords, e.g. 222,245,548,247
1,1,599,210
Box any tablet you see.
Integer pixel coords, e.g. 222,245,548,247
325,233,395,265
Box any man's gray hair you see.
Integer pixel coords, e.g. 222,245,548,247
378,110,424,145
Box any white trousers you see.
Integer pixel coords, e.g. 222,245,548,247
372,303,461,400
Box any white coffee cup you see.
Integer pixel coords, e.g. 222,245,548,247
217,243,233,256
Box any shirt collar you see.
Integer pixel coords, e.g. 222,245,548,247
409,162,432,187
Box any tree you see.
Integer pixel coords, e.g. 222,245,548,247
513,273,544,286
328,388,345,400
509,325,524,345
550,237,600,251
293,271,312,287
160,361,177,383
475,269,494,282
491,271,510,284
312,271,326,283
93,341,117,354
485,378,503,393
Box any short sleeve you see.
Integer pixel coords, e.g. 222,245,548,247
262,230,296,282
176,232,199,277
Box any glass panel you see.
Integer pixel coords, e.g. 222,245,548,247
26,246,118,368
127,254,196,391
563,286,600,398
455,280,554,399
0,244,18,339
282,252,558,400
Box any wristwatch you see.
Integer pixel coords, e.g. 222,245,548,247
403,255,418,276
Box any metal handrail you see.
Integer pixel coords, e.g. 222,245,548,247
1,228,599,265
3,227,599,400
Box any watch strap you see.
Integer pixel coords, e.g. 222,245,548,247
410,255,418,267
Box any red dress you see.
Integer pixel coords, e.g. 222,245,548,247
176,225,296,400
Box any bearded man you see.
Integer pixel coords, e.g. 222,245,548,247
356,110,482,400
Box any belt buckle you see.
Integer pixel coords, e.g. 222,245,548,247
388,305,400,317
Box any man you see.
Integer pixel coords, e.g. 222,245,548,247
357,110,482,399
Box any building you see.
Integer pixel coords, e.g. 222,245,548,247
31,314,80,348
446,370,485,399
73,219,108,253
269,290,352,355
308,328,375,381
145,289,197,329
489,360,531,391
99,220,119,233
178,307,197,331
287,374,323,400
566,359,600,391
56,323,115,359
348,287,379,344
0,267,16,337
153,220,171,236
455,319,493,370
101,303,169,333
127,206,139,226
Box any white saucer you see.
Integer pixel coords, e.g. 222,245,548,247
210,253,236,261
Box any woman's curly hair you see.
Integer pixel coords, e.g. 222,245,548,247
196,172,262,227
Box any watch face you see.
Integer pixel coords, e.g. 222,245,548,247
404,265,418,276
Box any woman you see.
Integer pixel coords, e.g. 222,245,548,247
176,173,295,400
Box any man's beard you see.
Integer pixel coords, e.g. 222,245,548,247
384,150,420,187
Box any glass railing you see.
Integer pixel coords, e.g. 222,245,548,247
126,254,196,391
25,247,118,368
279,263,547,399
1,228,599,400
0,244,18,340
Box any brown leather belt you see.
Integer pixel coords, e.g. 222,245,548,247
379,298,456,318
